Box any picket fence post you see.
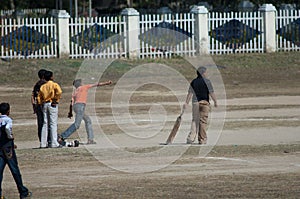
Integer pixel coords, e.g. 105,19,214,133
190,6,209,55
259,4,277,53
121,8,140,59
52,10,70,58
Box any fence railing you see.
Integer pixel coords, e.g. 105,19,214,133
140,13,195,58
209,11,264,54
69,16,126,59
0,5,299,60
277,9,300,51
0,17,56,59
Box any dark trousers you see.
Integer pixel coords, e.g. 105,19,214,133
36,105,43,142
0,148,29,198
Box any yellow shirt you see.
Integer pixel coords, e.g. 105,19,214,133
37,80,62,104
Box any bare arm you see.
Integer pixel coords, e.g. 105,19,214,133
31,91,37,114
210,92,218,107
31,91,35,104
90,80,112,88
183,92,193,109
97,80,112,87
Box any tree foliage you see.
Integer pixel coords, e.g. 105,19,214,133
0,0,299,12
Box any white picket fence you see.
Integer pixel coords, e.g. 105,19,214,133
140,13,195,58
0,8,299,59
0,17,57,59
277,9,300,51
69,16,126,59
209,11,264,54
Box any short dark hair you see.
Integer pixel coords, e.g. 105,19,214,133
73,79,82,88
0,102,10,115
197,66,207,77
44,70,53,81
38,69,47,79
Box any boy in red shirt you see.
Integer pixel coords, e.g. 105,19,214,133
59,79,112,145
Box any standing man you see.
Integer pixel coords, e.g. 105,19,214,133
31,69,48,144
184,66,217,145
37,70,62,148
0,102,32,199
58,79,112,145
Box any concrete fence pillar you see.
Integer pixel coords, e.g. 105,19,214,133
52,10,70,58
121,8,140,59
259,4,277,53
190,6,209,55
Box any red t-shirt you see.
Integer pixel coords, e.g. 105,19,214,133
72,84,96,104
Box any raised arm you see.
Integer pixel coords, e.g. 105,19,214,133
97,80,112,86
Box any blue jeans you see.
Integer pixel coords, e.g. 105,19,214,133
61,103,94,140
0,146,29,198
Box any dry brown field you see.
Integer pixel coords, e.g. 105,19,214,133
0,52,299,198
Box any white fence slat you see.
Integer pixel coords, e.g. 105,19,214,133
283,10,287,50
253,12,256,51
140,14,146,58
183,13,188,57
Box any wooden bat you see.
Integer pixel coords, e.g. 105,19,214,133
165,107,185,145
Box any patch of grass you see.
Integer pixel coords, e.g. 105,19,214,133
209,144,300,157
227,104,300,111
224,120,300,129
212,51,300,68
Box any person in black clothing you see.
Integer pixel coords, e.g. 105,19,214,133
0,102,32,199
184,66,217,144
31,69,50,144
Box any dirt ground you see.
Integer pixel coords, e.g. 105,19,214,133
0,53,300,198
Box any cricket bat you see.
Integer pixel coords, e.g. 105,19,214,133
165,107,185,145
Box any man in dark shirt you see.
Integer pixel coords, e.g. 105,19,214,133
184,66,217,144
31,69,47,143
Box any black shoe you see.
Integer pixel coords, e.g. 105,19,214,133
57,134,64,141
57,135,66,146
74,140,80,147
20,191,32,199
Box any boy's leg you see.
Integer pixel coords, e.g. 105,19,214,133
37,105,51,146
0,155,7,196
186,102,200,143
198,104,210,144
83,114,94,141
36,105,43,142
49,104,60,147
6,150,29,197
186,121,197,144
40,103,49,148
60,104,84,140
